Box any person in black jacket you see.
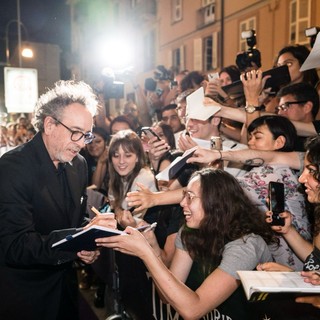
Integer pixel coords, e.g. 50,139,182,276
0,80,116,320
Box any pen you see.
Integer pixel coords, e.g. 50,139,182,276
90,205,113,216
136,222,157,233
90,205,101,216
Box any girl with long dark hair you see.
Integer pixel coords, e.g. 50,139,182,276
96,168,276,319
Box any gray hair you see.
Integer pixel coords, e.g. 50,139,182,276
33,80,98,132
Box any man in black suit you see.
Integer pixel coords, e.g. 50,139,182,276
0,80,115,320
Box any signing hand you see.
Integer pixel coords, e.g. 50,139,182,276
85,213,117,230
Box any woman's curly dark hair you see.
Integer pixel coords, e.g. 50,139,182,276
305,136,320,234
181,168,277,275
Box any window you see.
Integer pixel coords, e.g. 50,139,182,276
204,3,215,25
171,46,185,71
204,36,213,71
239,17,256,52
289,0,311,44
172,0,182,23
200,0,215,26
172,48,181,70
143,30,156,71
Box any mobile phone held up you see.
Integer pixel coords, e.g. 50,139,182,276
208,72,219,82
140,127,161,141
268,181,285,226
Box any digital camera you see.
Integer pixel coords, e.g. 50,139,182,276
236,29,261,72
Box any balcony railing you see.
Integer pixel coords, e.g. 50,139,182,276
197,3,215,29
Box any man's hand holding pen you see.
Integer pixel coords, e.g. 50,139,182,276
84,205,118,230
77,206,118,264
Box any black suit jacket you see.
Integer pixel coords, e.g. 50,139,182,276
0,132,88,320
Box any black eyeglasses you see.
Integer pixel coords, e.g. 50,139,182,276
276,101,307,112
52,117,94,144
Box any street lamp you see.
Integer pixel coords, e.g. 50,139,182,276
5,0,33,67
5,20,33,67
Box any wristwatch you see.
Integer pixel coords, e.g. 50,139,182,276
245,104,264,114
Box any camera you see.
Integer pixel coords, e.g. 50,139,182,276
236,29,261,72
144,65,173,92
144,77,158,92
102,78,124,100
154,65,173,81
305,26,320,48
99,68,125,100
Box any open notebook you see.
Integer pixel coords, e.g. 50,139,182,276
51,226,125,252
237,271,320,301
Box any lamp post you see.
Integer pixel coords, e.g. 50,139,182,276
5,0,33,67
17,0,22,67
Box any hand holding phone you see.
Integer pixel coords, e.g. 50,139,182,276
140,127,161,141
208,72,219,82
268,181,285,226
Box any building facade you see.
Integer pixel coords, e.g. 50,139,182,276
68,0,320,101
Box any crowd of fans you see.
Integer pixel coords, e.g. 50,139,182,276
1,39,320,320
0,113,36,153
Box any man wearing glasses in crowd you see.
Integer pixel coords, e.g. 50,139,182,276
275,82,319,151
0,80,116,320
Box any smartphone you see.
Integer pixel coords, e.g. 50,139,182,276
141,127,161,141
208,72,219,82
268,181,285,226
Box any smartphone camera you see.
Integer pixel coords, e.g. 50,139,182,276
140,127,161,141
268,181,285,226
